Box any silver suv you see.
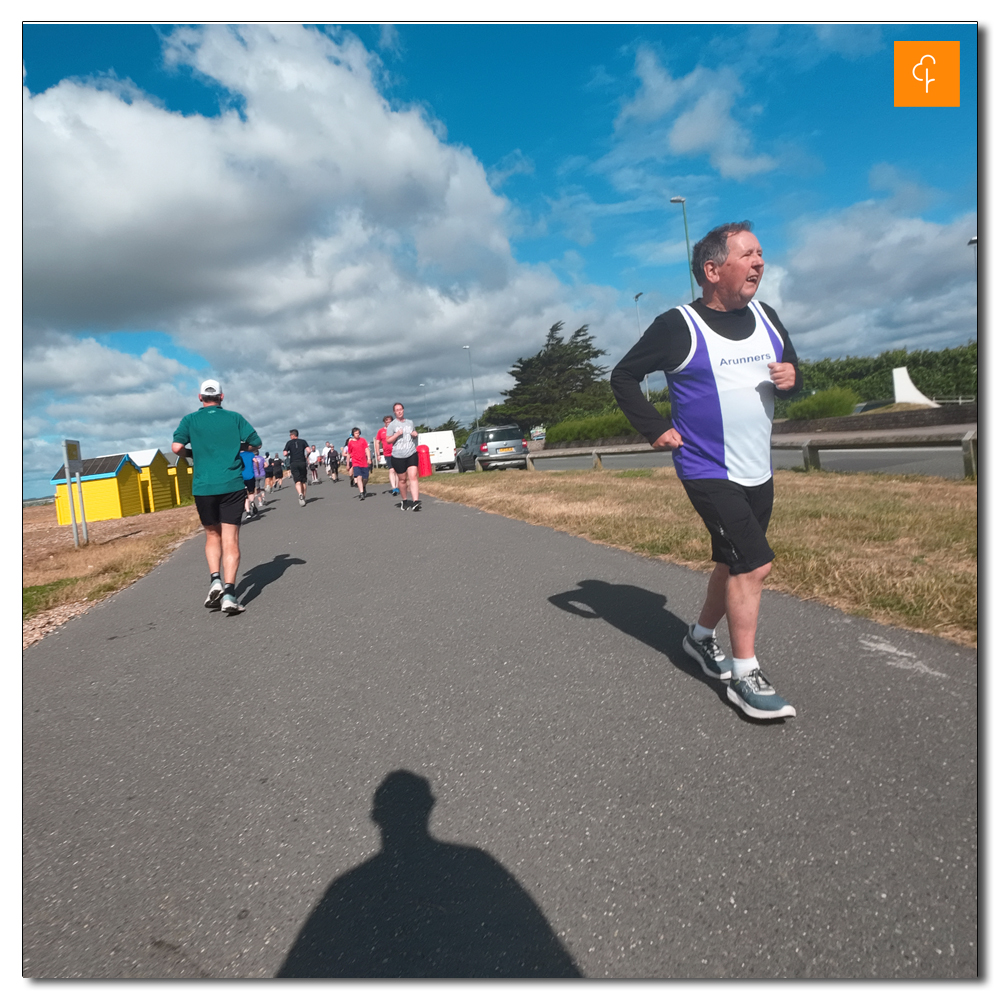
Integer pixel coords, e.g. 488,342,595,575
455,425,529,471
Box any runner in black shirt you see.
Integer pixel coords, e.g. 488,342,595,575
284,430,311,507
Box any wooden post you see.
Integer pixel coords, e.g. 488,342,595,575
592,451,603,470
62,440,80,548
74,472,89,543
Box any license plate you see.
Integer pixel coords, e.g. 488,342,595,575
497,447,515,453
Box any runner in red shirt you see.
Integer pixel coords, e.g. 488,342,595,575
346,428,372,501
375,414,399,496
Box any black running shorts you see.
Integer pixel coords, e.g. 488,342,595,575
290,462,308,484
681,477,775,575
391,453,420,474
194,490,246,527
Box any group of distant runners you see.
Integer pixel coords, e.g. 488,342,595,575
172,217,801,721
171,389,425,617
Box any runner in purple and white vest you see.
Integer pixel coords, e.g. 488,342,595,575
611,221,803,720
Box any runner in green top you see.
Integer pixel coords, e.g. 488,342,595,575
172,379,261,615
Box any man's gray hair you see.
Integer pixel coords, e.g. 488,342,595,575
691,220,754,288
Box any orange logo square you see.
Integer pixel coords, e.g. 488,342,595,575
894,41,960,107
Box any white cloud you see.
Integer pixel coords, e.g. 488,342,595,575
613,49,775,180
23,337,190,396
762,204,977,358
22,24,627,495
378,24,402,57
812,25,884,61
487,149,534,189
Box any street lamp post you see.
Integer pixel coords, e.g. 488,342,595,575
634,292,649,401
670,196,697,302
462,346,479,429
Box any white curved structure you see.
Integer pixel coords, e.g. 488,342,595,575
892,367,940,407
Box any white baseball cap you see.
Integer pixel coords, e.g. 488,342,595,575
199,378,222,395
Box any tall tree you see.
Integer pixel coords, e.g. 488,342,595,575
482,323,608,429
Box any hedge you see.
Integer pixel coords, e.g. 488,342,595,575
545,401,670,444
785,386,860,421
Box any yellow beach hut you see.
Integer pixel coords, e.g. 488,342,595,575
166,451,193,506
129,448,176,513
50,454,144,525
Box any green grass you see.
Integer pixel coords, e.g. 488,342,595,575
422,467,977,647
23,578,80,619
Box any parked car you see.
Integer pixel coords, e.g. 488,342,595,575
417,430,457,470
455,425,529,472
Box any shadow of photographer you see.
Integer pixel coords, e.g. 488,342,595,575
277,770,582,978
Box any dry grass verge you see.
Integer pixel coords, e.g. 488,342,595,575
422,467,977,648
23,504,202,648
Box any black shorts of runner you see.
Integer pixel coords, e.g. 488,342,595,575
681,477,775,575
243,477,256,494
290,462,308,484
352,465,370,482
391,453,419,474
195,490,246,527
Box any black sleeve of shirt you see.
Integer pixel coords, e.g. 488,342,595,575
760,303,804,398
610,309,691,444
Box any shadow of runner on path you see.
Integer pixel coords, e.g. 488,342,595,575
236,553,306,606
548,579,727,702
276,771,582,978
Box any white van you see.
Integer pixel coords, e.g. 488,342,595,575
417,430,457,471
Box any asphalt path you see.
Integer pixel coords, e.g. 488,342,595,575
23,475,977,979
525,446,967,479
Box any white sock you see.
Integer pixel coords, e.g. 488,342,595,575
692,623,715,642
731,656,759,679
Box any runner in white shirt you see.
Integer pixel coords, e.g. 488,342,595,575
385,402,421,511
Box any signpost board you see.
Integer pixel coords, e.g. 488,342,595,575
62,439,89,547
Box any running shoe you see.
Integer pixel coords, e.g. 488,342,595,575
359,492,365,501
400,499,413,511
298,495,306,507
727,669,796,719
411,500,422,512
204,579,224,609
682,625,732,681
220,593,245,615
391,488,400,496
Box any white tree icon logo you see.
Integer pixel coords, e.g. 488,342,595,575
912,54,936,94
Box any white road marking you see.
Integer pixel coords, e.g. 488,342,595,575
858,636,949,678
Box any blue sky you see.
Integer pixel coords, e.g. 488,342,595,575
22,21,978,498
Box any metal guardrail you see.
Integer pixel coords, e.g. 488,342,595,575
526,428,978,479
782,429,977,479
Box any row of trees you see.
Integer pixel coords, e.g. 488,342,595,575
793,343,978,403
419,330,977,442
